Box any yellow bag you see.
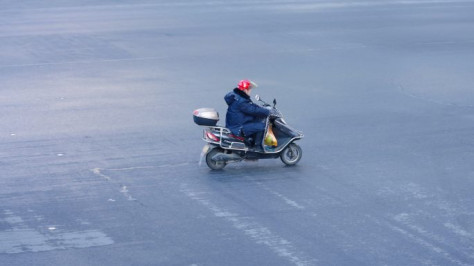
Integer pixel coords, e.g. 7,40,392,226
264,125,278,147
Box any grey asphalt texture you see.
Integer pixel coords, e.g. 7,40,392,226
1,1,474,265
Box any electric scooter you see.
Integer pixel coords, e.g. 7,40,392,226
193,95,303,170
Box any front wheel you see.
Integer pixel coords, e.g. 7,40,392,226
206,148,227,170
280,143,302,166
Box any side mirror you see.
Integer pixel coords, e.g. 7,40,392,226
255,95,260,101
273,99,277,106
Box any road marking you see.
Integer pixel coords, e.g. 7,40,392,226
91,167,111,181
180,184,317,266
256,182,305,210
0,210,113,254
91,163,190,202
367,213,474,266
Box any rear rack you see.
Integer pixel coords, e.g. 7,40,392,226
203,126,248,151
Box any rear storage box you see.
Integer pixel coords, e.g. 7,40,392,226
193,108,219,126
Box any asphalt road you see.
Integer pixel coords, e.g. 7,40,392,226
1,1,474,265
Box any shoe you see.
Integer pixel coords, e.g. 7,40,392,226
265,146,276,152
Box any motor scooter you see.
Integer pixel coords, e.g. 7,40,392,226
193,95,303,170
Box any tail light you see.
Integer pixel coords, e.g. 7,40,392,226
206,131,220,142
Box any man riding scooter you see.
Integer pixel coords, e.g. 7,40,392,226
193,79,303,169
224,80,270,152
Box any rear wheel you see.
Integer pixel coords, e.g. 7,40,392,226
206,148,227,170
280,143,302,166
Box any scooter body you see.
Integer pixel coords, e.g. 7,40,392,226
194,95,303,170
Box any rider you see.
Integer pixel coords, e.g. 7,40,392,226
224,80,270,151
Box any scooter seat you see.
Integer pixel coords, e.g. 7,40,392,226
229,134,245,142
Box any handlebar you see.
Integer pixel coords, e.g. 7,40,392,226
255,94,282,118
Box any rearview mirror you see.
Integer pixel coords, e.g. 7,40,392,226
255,95,260,101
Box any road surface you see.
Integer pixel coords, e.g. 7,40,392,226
1,1,474,265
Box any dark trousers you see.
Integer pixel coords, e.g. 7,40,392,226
242,121,266,147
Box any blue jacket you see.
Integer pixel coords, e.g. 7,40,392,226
224,88,270,136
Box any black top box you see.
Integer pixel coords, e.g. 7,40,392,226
193,108,219,126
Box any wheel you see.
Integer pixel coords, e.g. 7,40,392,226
280,143,302,166
206,148,227,170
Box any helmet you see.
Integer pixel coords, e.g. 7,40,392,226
238,80,258,90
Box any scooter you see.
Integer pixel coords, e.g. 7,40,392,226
193,95,304,170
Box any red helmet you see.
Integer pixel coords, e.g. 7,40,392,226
238,80,257,90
